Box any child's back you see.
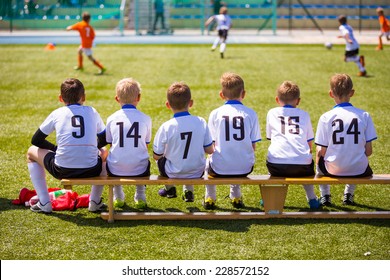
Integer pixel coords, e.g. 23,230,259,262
315,73,377,206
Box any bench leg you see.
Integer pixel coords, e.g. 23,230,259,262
63,184,72,191
259,184,288,215
108,185,114,223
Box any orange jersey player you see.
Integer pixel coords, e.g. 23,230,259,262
66,12,106,75
376,7,390,50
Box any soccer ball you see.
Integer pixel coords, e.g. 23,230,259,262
324,42,333,50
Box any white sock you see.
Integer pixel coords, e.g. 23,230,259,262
183,185,194,192
205,185,216,201
346,55,365,72
220,42,226,53
344,184,356,195
212,38,220,49
134,185,146,202
28,162,50,205
113,185,125,201
90,185,104,203
303,184,317,201
319,184,331,197
230,184,241,199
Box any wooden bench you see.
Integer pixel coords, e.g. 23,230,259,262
60,174,390,222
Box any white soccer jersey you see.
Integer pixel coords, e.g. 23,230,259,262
208,100,261,175
153,112,213,178
266,105,314,165
106,105,152,176
215,14,232,30
339,24,359,51
39,104,105,168
315,103,377,176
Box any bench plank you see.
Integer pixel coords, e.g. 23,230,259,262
59,174,390,222
61,174,390,186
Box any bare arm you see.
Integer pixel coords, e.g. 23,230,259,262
205,16,215,27
365,141,373,157
153,152,163,160
204,144,214,155
315,145,327,164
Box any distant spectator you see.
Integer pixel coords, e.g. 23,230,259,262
0,0,12,17
152,0,165,33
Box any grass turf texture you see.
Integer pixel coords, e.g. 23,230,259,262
0,44,389,260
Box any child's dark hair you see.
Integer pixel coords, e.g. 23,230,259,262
330,73,353,98
167,82,191,110
61,78,85,104
338,15,347,25
220,72,245,100
277,81,300,103
82,12,91,22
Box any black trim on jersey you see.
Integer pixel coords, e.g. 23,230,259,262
314,142,328,148
31,129,57,152
153,151,164,157
318,156,373,178
97,130,108,148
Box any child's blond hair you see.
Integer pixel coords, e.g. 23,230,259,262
330,73,353,98
60,78,85,104
116,78,141,104
277,81,300,103
167,82,191,110
220,72,244,100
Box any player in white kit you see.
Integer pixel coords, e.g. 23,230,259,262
266,81,319,209
205,6,232,59
105,78,152,209
153,82,214,202
315,74,377,206
26,78,107,213
337,15,367,77
204,72,261,210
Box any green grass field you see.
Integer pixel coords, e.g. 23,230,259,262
0,43,389,260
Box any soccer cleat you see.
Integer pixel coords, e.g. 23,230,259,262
135,200,147,210
182,190,194,202
308,198,320,209
114,199,125,208
231,197,244,209
343,193,355,205
320,195,332,206
358,71,367,77
359,55,365,67
220,52,224,59
98,68,106,75
211,47,216,52
88,199,107,212
73,66,84,71
158,186,177,198
202,197,216,210
30,201,52,213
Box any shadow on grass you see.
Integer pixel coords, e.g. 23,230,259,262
2,197,389,232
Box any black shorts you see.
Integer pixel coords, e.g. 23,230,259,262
218,29,228,40
318,156,373,178
43,152,103,180
207,164,253,178
266,160,315,177
107,161,151,177
157,157,204,179
345,48,359,57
